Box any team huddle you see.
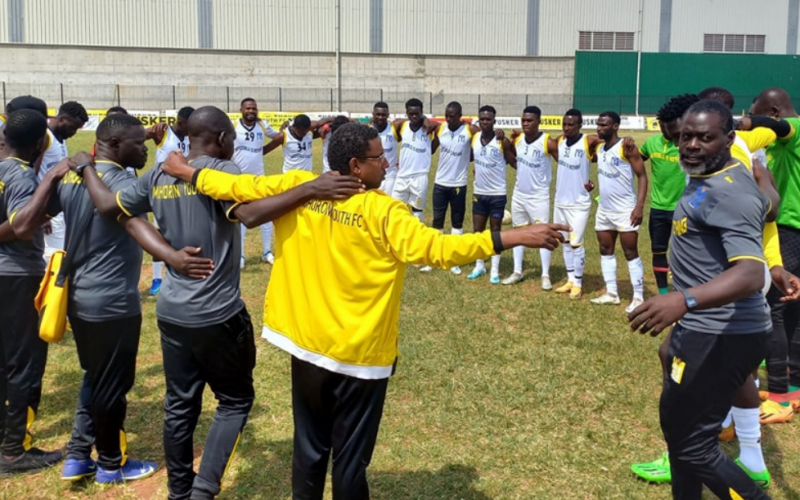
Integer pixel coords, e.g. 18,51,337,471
0,84,798,500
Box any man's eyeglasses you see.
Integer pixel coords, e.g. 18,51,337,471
359,153,386,163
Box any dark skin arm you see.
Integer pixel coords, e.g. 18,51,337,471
752,158,780,222
624,139,648,227
503,137,517,169
628,259,765,336
11,157,73,240
262,133,284,156
146,123,168,143
500,223,571,251
547,135,560,161
78,164,123,218
0,222,16,243
771,266,800,302
233,172,364,227
310,118,334,139
120,216,215,279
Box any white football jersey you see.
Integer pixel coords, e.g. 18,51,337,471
233,119,278,175
282,129,313,173
597,139,637,212
514,133,552,199
472,133,508,196
434,123,473,187
155,126,190,165
397,121,432,178
39,128,69,181
555,135,592,207
373,122,399,177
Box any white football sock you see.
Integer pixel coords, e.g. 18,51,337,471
754,378,760,388
513,246,524,274
490,254,501,277
722,409,733,428
600,255,618,296
260,222,274,254
413,211,424,223
451,228,463,236
572,246,585,287
240,223,247,258
152,261,163,280
562,244,574,282
732,406,766,473
474,259,486,271
540,248,551,278
628,257,645,300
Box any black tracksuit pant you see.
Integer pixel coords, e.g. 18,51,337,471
0,275,47,456
291,356,388,500
767,225,800,392
66,313,141,470
158,306,256,500
660,324,771,500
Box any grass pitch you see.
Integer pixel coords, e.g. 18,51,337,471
3,130,800,500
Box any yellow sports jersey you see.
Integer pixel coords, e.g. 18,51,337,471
195,169,496,379
731,130,783,269
732,129,777,169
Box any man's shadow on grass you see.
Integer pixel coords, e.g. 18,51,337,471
760,425,800,500
231,438,493,499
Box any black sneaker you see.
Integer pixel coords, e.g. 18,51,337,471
0,447,64,477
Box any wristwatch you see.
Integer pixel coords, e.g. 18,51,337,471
681,289,698,312
74,162,93,177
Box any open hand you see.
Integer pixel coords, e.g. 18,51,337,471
308,171,365,200
167,246,215,279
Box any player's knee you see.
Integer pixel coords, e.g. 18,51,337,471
622,248,639,261
598,244,614,256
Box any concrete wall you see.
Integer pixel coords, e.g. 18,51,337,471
0,44,574,114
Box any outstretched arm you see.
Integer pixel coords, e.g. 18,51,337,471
629,259,765,337
163,150,364,206
737,116,792,139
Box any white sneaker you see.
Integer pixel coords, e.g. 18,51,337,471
541,276,552,291
450,266,462,275
240,256,246,269
590,293,621,305
502,272,523,285
419,265,433,273
625,298,645,314
262,251,275,265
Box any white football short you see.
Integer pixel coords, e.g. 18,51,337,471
553,204,591,246
511,192,550,227
594,206,639,233
392,173,429,211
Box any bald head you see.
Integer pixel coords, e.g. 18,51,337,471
187,106,236,160
752,87,797,118
188,106,233,137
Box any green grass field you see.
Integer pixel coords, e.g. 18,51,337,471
4,129,800,500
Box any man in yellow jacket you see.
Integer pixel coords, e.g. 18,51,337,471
163,123,569,500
